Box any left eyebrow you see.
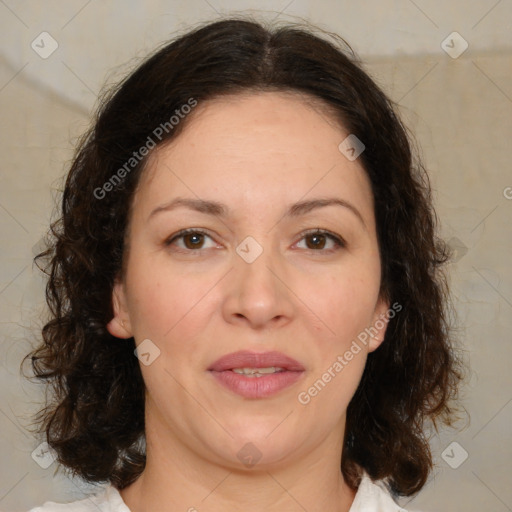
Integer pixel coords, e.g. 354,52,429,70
148,196,366,230
286,198,366,230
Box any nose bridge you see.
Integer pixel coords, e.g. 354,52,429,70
223,232,293,327
235,232,279,297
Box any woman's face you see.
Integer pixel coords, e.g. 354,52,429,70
108,91,389,470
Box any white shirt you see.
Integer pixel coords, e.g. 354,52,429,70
27,473,414,512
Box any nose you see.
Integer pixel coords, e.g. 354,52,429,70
222,239,294,330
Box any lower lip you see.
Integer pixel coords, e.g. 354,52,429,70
209,370,304,398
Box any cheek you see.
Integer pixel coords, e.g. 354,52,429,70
297,272,372,417
125,255,216,345
304,264,380,348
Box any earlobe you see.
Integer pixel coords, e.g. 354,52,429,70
368,297,391,353
106,279,133,339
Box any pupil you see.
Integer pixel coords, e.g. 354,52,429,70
185,233,203,249
308,234,325,249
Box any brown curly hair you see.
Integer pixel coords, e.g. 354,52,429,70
22,16,464,498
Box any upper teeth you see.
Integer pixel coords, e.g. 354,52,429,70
232,367,284,377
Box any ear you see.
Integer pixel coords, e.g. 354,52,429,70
106,278,133,339
367,295,391,353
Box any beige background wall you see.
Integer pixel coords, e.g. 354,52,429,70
1,1,511,511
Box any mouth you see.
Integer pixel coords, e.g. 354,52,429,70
208,350,305,398
231,366,286,377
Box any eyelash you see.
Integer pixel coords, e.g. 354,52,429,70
164,228,346,254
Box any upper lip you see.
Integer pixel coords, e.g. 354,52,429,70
208,350,305,372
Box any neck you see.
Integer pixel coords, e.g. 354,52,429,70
120,429,356,512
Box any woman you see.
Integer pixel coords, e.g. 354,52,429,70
24,16,463,512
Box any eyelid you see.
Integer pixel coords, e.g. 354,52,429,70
293,228,346,251
164,228,217,247
164,227,346,252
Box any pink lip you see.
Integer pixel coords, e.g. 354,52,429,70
208,350,305,372
208,350,305,399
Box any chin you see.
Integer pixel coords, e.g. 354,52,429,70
226,426,302,462
226,441,300,472
225,412,294,439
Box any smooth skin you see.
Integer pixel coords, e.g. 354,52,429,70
107,91,390,512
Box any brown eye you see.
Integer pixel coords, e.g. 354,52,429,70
305,233,327,250
296,229,345,252
165,229,216,251
182,232,205,249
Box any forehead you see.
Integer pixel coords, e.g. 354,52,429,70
134,91,374,224
157,90,346,159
